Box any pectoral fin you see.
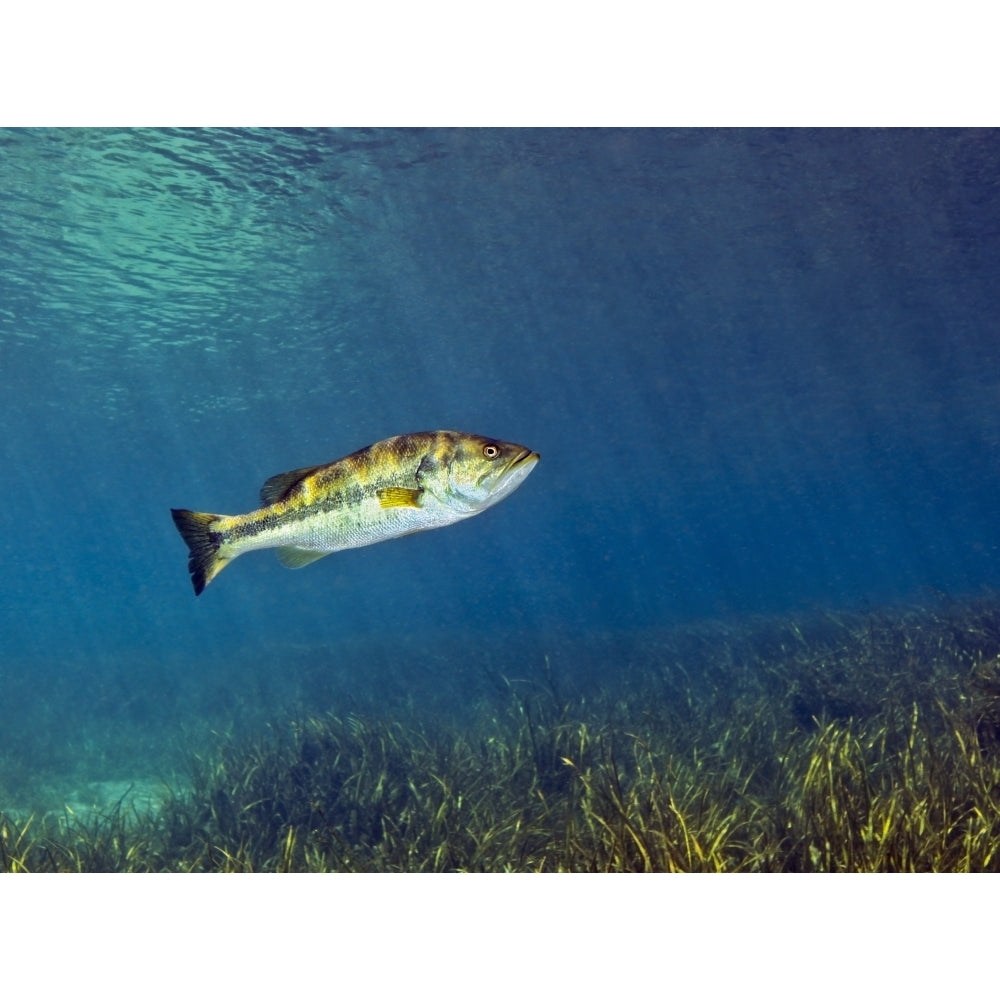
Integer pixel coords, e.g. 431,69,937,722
377,487,422,509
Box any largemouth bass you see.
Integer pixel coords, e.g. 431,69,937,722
170,430,539,595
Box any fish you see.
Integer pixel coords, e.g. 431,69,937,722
170,430,539,596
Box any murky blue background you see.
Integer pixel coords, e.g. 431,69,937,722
2,129,998,788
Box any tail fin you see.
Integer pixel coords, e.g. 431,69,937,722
170,509,230,596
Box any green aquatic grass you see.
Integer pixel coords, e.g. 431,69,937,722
5,596,1000,872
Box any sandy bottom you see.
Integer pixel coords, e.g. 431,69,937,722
3,777,185,826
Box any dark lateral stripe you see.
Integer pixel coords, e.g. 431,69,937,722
225,483,371,543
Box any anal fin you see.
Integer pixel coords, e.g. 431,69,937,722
276,546,332,569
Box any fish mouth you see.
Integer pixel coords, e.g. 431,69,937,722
507,447,540,471
491,447,539,492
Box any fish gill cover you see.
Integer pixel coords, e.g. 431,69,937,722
1,128,999,871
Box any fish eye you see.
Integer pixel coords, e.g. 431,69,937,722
483,444,500,459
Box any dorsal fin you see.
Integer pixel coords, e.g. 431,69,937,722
260,465,326,506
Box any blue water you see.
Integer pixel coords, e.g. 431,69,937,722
2,128,999,789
